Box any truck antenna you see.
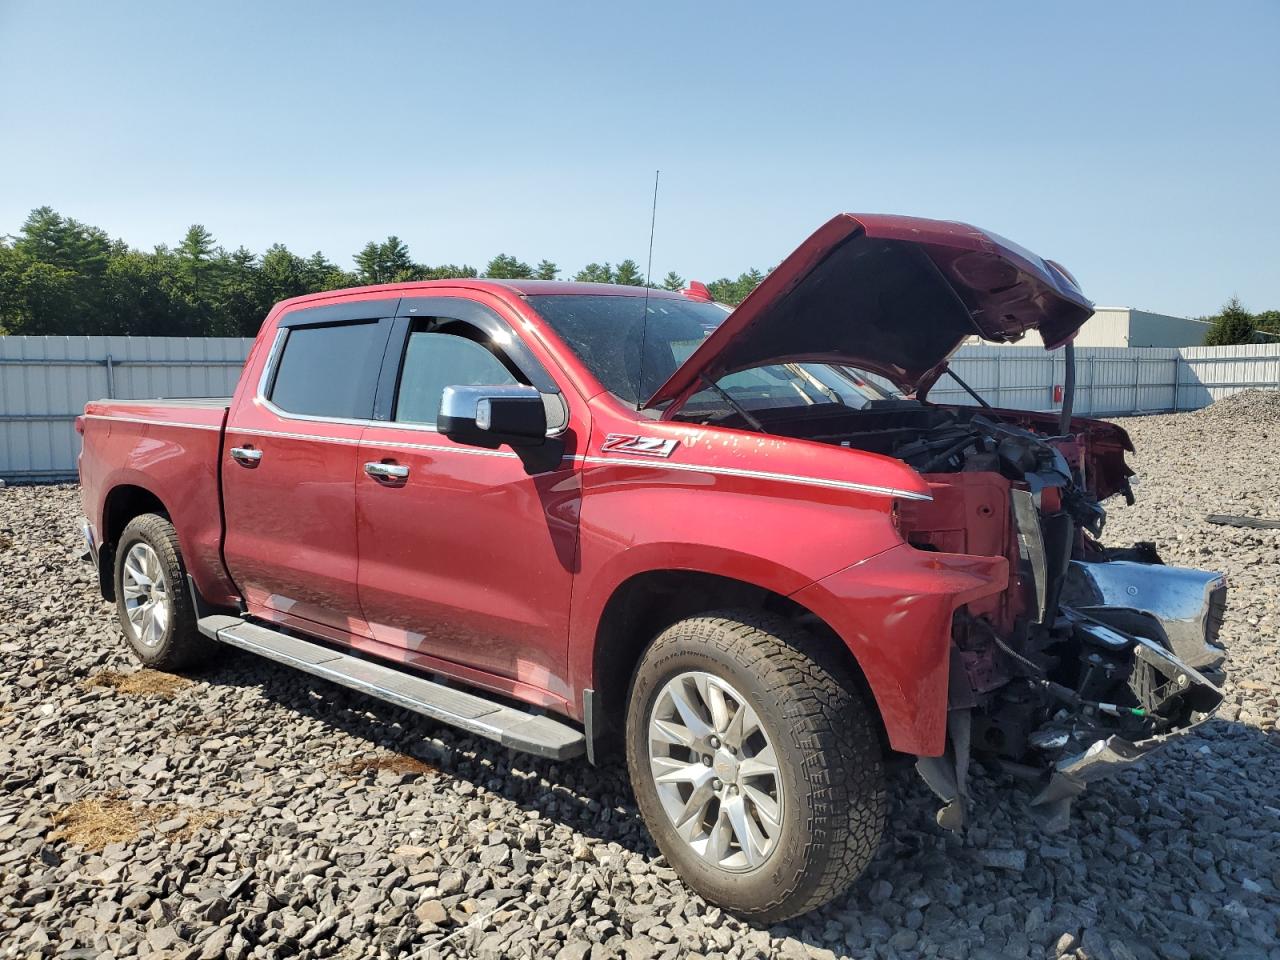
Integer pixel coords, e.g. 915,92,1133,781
637,169,660,410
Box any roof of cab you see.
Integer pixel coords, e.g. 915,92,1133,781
274,278,685,313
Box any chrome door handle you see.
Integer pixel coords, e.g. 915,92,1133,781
230,446,263,465
364,461,409,480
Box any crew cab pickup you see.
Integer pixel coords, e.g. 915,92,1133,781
78,214,1227,921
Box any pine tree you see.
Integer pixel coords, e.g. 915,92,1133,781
613,259,646,286
574,263,614,283
661,271,685,292
354,236,414,284
484,254,534,279
1204,297,1256,345
177,224,219,300
534,259,559,280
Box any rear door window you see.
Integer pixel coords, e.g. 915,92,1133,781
269,320,388,419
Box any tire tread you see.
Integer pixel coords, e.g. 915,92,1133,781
627,609,887,922
115,514,215,671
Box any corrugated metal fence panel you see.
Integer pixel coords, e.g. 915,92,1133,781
934,345,1064,411
1074,347,1181,416
1177,343,1280,409
2,336,1279,480
1,336,252,479
940,346,1183,414
941,344,1276,416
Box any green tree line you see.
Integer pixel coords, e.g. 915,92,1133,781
1201,296,1280,346
0,208,769,338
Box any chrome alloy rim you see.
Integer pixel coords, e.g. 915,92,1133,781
647,671,784,871
121,542,170,648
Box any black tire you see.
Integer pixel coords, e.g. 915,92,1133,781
625,610,886,922
113,513,214,671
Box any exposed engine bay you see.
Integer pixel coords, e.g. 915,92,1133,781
740,396,1228,832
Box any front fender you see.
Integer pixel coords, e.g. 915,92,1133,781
568,463,909,680
792,544,1008,756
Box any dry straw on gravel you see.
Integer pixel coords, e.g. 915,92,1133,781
333,753,436,778
82,668,192,699
48,796,218,851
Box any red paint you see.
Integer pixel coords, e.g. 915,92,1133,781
357,290,585,678
646,213,1094,407
681,281,713,302
78,401,238,607
793,545,1008,754
77,214,1130,759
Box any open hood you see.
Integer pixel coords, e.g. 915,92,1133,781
644,213,1094,409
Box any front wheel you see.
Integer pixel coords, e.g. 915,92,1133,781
625,610,886,922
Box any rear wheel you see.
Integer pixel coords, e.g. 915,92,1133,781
625,610,886,922
113,514,214,671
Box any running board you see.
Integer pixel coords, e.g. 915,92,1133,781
197,615,585,760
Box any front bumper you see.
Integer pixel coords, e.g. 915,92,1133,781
918,556,1228,833
1065,559,1228,669
1030,708,1218,832
1029,614,1225,832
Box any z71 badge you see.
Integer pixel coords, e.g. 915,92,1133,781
602,434,680,458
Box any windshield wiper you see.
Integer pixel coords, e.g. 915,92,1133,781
786,364,844,405
699,375,766,432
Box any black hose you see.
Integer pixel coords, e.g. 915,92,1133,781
921,436,977,472
1058,341,1076,434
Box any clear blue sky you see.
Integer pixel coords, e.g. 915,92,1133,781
1,1,1276,318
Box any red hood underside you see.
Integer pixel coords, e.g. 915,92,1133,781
646,213,1094,409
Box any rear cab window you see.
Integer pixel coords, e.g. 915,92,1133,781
268,319,388,419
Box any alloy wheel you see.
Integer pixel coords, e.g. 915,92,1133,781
121,542,170,648
647,670,784,871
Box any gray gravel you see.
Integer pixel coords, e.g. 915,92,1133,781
2,407,1278,960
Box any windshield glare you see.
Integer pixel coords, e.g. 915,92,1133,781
527,293,901,413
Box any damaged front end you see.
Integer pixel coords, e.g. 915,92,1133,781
638,211,1228,832
896,408,1227,832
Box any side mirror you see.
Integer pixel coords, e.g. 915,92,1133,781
438,384,547,448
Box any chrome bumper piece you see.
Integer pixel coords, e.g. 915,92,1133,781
1030,710,1217,833
1066,559,1228,668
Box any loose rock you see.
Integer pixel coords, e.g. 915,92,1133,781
2,408,1276,958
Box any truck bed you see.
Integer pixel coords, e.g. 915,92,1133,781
79,397,235,606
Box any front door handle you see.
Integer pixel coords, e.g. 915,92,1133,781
364,461,409,480
230,446,263,465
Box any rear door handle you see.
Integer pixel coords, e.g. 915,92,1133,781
230,446,263,465
364,461,409,480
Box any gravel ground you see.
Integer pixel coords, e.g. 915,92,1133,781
2,402,1278,960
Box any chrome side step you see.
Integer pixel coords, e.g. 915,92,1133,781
197,615,585,760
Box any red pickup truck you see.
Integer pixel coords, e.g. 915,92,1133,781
77,214,1226,920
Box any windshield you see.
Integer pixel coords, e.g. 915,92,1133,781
528,293,901,411
528,294,725,404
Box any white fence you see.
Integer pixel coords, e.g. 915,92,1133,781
929,343,1280,416
1,336,1278,480
1,336,253,480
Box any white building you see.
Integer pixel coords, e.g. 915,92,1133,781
978,307,1213,348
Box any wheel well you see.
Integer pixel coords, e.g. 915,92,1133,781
591,570,887,750
97,485,168,601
